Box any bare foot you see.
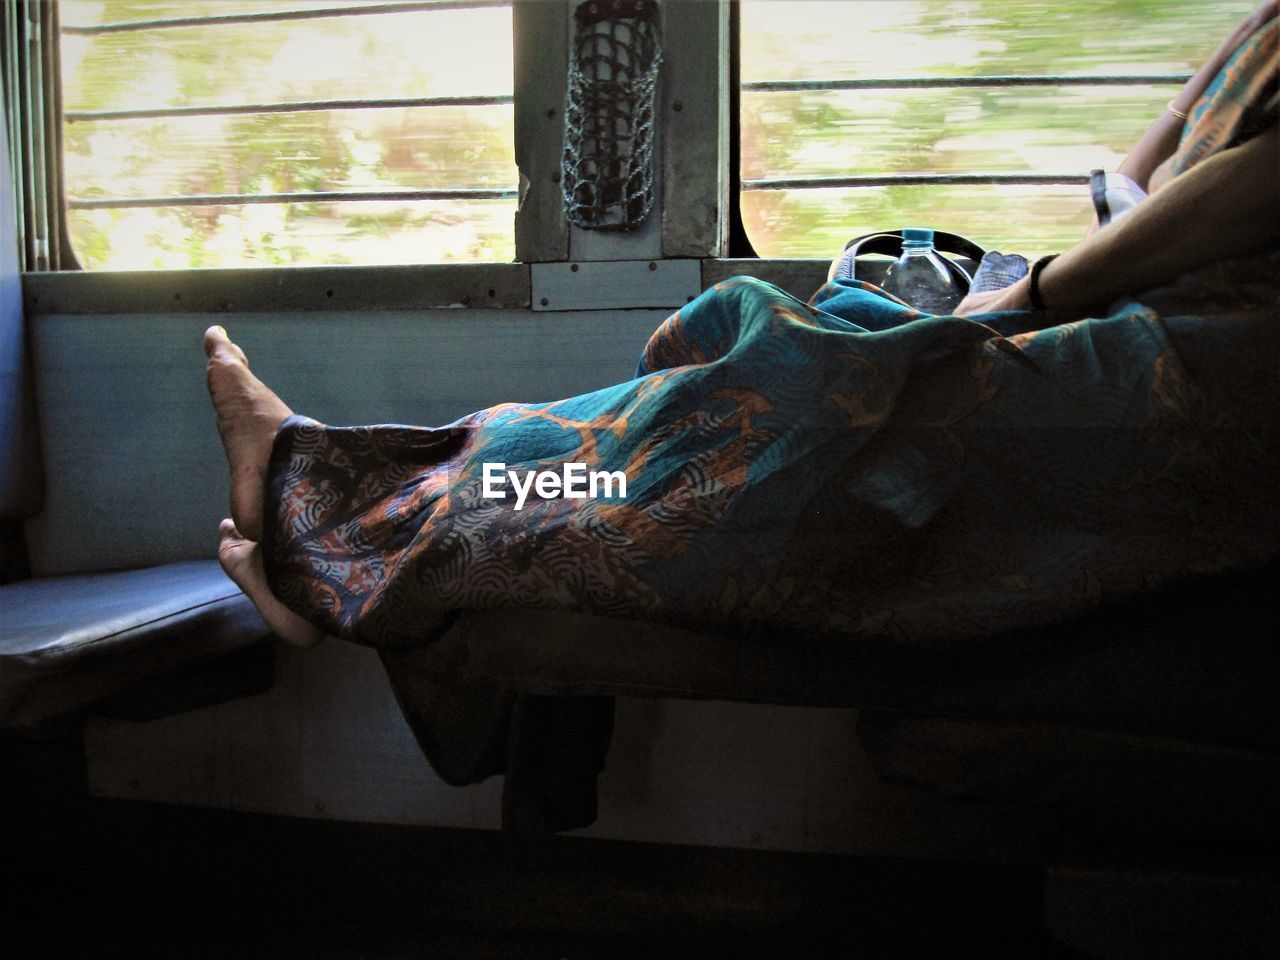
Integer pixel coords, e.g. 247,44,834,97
203,325,293,542
218,519,323,648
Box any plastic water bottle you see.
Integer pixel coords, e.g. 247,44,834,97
879,227,962,314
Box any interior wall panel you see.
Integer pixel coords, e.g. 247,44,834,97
24,306,666,575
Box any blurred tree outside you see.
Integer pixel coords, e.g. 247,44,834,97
60,0,516,268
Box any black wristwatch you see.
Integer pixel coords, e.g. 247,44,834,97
1028,254,1060,311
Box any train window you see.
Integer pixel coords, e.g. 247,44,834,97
58,0,515,270
739,0,1247,259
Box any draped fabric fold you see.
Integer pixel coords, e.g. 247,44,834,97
264,267,1280,652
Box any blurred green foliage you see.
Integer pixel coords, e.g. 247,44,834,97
60,0,516,268
740,0,1250,257
60,0,1253,268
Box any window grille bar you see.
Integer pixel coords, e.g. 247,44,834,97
65,95,514,124
61,1,511,35
23,0,51,269
743,173,1090,191
69,187,518,210
2,1,23,260
743,74,1190,92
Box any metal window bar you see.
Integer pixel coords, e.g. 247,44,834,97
60,1,511,35
70,188,518,211
60,1,516,214
40,0,67,267
742,73,1191,92
65,95,514,124
2,0,25,261
21,1,46,267
741,72,1192,193
744,173,1090,191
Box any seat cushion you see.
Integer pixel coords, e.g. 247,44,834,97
1,560,271,728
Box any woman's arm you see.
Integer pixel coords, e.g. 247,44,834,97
955,124,1280,322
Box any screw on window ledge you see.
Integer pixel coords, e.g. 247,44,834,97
672,100,683,112
541,297,550,306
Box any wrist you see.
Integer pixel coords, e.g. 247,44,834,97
1028,254,1060,311
1001,275,1035,312
1029,254,1084,323
1031,253,1099,322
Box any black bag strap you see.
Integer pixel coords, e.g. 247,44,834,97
835,229,985,288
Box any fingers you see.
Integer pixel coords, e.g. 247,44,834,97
954,289,999,316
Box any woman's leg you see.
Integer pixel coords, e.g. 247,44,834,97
203,325,322,647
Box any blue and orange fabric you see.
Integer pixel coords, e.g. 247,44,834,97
262,19,1280,654
1149,13,1278,189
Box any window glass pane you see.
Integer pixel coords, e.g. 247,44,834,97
740,0,1251,258
66,106,514,202
742,183,1091,262
71,198,515,269
743,88,1166,182
60,1,516,268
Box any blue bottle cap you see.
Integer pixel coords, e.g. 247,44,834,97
902,227,934,247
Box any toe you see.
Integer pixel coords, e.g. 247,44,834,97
218,519,252,573
203,325,230,357
214,527,324,650
203,325,249,366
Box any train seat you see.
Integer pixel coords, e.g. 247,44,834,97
0,561,273,730
1,108,273,731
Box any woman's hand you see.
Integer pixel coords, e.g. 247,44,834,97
954,276,1033,317
977,126,1279,328
955,272,1083,328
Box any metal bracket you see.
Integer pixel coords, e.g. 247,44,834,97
532,257,700,311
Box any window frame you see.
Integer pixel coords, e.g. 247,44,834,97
7,0,1223,316
14,0,838,316
27,0,534,275
5,0,74,270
